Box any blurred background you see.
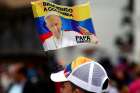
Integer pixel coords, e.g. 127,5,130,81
0,0,140,93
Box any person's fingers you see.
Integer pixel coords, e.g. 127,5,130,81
78,26,88,32
90,35,99,44
78,26,99,43
78,26,93,35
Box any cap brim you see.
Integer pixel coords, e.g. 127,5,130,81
50,71,68,82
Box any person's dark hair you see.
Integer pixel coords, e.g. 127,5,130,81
102,79,108,90
17,65,28,77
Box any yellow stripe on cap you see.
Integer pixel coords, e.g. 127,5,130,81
71,56,93,70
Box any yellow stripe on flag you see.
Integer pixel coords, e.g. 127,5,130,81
31,1,91,21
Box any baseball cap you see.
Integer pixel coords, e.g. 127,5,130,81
51,56,109,93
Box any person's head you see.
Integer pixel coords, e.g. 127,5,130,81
51,56,109,93
61,81,87,93
61,81,108,93
8,63,27,83
117,84,129,93
45,12,62,39
133,64,140,79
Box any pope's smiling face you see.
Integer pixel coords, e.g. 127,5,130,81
45,15,62,39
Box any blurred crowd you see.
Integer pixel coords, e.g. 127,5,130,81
0,45,140,93
0,54,60,93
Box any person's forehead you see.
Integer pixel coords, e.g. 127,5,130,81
61,81,72,85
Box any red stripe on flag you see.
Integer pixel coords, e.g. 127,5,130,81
39,32,52,43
